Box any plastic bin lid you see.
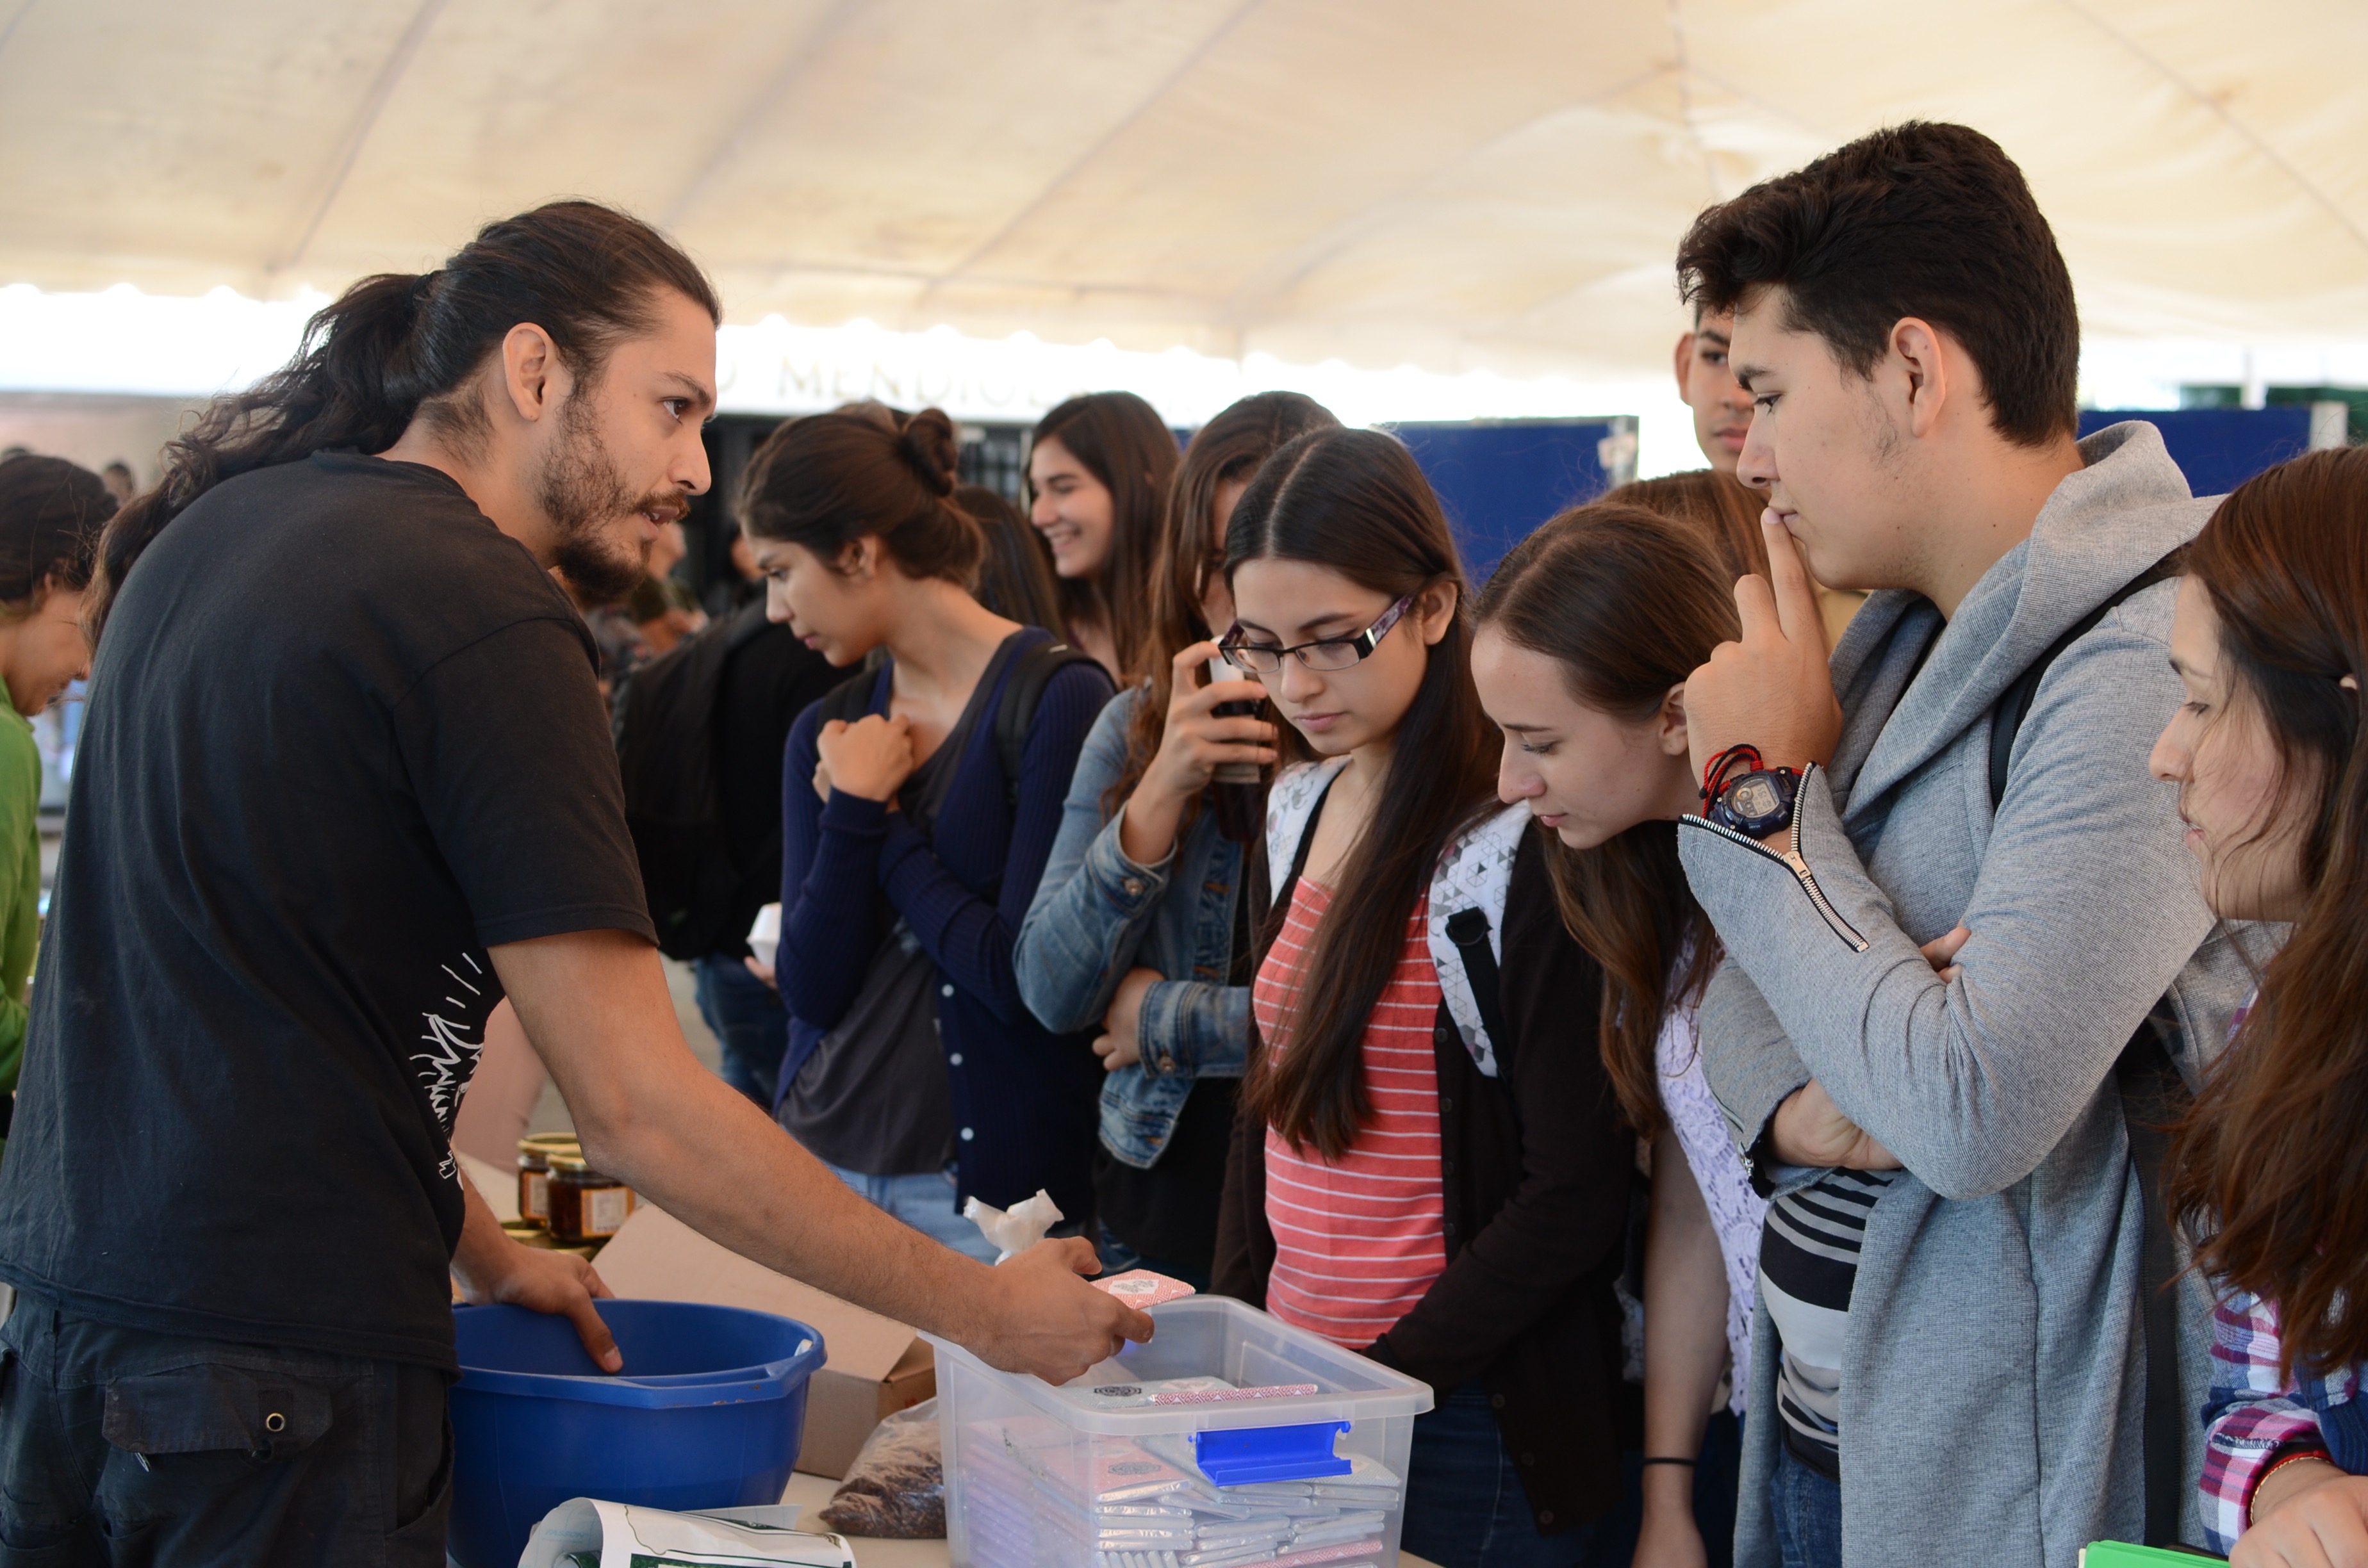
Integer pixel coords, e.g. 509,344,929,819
923,1294,1434,1431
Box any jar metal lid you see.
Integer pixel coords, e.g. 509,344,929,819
548,1153,616,1178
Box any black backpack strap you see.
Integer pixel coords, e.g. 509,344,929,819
1443,907,1514,1082
1987,559,2176,811
2115,999,2191,1546
992,641,1107,807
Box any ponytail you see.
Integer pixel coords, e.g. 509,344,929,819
88,201,719,638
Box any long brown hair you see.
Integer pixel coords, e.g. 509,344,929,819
1604,468,1773,585
2166,445,2368,1379
1474,503,1739,1137
1031,392,1178,680
1229,428,1498,1160
90,201,718,637
1106,393,1341,817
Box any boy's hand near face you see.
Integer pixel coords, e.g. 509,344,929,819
1685,514,1846,789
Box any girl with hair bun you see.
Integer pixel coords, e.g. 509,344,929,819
2141,446,2368,1560
1028,391,1179,681
743,405,1115,1254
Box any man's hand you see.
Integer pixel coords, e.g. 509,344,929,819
1684,513,1845,786
2237,1464,2368,1567
970,1237,1156,1382
1092,967,1160,1074
816,714,916,803
1771,1079,1901,1172
452,1230,623,1373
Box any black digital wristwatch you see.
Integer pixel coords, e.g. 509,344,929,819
1701,744,1802,838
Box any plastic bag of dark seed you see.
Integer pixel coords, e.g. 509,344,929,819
816,1400,944,1539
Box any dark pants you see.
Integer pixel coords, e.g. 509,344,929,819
1769,1444,1843,1568
1402,1379,1599,1568
0,1293,452,1566
693,953,790,1106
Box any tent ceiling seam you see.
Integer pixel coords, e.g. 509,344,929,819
2054,0,2368,259
0,0,38,69
923,0,1269,301
1665,0,1720,206
268,0,451,282
662,0,869,234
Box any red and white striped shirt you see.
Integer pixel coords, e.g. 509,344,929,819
1254,878,1447,1349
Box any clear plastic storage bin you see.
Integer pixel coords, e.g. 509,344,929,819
927,1296,1435,1568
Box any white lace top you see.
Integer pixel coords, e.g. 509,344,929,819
1656,996,1767,1416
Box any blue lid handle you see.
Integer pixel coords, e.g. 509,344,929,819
1191,1421,1353,1487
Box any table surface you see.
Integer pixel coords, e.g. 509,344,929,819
779,1473,1444,1568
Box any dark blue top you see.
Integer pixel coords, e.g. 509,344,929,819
777,629,1112,1220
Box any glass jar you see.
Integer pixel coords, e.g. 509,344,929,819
514,1134,579,1229
547,1153,635,1244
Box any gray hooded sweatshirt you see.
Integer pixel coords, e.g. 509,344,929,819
1683,423,2258,1568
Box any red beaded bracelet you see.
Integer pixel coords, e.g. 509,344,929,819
2249,1446,2336,1524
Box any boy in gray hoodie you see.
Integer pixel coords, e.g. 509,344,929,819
1670,122,2256,1567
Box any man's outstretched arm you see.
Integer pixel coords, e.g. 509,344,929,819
488,927,1150,1381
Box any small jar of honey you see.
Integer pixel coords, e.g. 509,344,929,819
514,1134,579,1229
547,1154,635,1243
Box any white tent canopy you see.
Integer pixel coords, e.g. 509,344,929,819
2,0,2362,382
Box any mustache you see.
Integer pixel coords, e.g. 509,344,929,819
634,487,693,527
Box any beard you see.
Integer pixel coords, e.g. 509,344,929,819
534,391,687,605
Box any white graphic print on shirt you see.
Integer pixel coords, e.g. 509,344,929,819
413,951,494,1175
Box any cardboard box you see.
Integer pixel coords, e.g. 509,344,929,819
589,1203,934,1478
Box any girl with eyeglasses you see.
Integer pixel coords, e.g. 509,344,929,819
1015,393,1338,1287
1210,427,1634,1568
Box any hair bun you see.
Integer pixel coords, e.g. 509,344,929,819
896,407,959,498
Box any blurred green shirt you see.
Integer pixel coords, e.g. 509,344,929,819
0,687,42,1141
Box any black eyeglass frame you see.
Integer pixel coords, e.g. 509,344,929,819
1218,593,1417,674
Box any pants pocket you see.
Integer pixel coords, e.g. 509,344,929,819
385,1411,453,1565
101,1366,333,1464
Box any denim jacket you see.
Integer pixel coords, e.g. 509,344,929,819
1014,686,1249,1169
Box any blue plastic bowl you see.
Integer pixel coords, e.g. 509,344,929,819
447,1299,826,1568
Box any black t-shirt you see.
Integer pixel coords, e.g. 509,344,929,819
0,452,654,1369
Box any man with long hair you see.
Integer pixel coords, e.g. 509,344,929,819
1672,126,2256,1565
0,201,1146,1562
